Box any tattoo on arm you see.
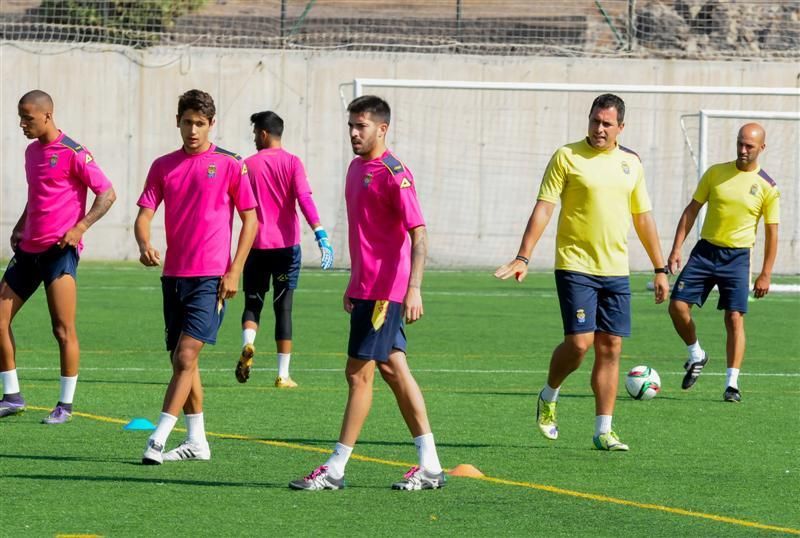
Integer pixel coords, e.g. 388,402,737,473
81,188,116,229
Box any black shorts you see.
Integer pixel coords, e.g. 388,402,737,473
243,245,302,298
2,245,79,301
348,299,406,362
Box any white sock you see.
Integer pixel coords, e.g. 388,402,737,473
595,415,613,436
59,375,78,404
185,412,207,444
1,369,21,395
540,383,560,402
277,353,291,379
687,341,705,363
726,368,740,389
242,328,257,347
414,433,443,474
324,442,353,479
150,412,178,447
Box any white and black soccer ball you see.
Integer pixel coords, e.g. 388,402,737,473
625,365,661,400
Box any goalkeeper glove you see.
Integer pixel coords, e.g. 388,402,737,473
314,226,334,270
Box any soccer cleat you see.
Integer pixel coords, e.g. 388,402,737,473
0,399,26,418
723,386,742,403
289,465,345,490
391,466,447,490
274,376,298,388
41,405,72,424
593,431,629,451
536,394,559,440
682,353,709,390
142,439,164,465
235,343,255,383
162,439,211,461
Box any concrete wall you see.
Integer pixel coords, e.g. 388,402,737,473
1,43,798,272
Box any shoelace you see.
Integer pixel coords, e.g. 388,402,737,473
306,465,328,481
403,466,421,480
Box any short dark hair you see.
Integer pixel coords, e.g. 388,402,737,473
19,89,53,109
347,95,391,124
250,111,284,137
178,89,215,120
589,93,625,124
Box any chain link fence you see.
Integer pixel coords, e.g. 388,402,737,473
1,0,798,59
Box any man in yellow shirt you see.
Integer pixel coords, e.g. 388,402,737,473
496,94,669,451
668,123,779,403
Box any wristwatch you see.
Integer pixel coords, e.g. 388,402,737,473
654,266,669,274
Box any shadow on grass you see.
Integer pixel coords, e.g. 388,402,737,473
3,473,285,488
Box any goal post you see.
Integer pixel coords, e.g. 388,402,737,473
348,78,800,274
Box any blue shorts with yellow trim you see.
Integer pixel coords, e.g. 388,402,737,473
2,245,79,302
162,276,225,351
348,299,406,362
671,239,750,313
555,270,631,337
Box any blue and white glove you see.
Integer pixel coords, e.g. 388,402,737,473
314,226,334,270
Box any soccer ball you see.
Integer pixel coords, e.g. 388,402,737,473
625,365,661,400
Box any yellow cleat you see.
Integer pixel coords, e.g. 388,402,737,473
274,376,298,388
235,344,255,383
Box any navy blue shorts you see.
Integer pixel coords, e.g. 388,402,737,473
2,245,79,301
555,270,631,337
348,299,407,362
671,239,751,313
243,245,301,297
162,276,225,351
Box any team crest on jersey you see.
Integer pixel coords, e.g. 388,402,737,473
576,308,586,324
207,163,217,179
85,153,93,164
49,154,59,168
363,173,373,187
621,161,630,175
749,183,758,196
400,177,412,189
242,163,248,175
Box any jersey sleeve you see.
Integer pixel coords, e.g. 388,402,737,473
692,168,712,205
71,148,113,195
762,186,780,225
388,169,425,230
229,159,258,211
137,160,164,210
630,163,653,214
293,156,321,226
537,148,567,204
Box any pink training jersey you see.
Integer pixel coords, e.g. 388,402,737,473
20,131,113,254
137,144,257,277
345,150,425,303
245,148,321,249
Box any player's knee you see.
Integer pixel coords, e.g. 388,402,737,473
51,323,77,346
668,300,689,321
724,310,745,329
172,348,198,372
345,366,373,389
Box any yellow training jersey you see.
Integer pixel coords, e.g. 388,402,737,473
694,161,780,248
537,138,652,276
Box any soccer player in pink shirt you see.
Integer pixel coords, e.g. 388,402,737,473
290,95,444,491
135,89,257,464
0,90,116,424
235,111,334,388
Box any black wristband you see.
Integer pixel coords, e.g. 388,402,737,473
515,255,530,265
654,266,669,274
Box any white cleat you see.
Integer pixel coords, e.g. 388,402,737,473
162,440,211,461
142,439,164,465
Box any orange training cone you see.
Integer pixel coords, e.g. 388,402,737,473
448,464,484,478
